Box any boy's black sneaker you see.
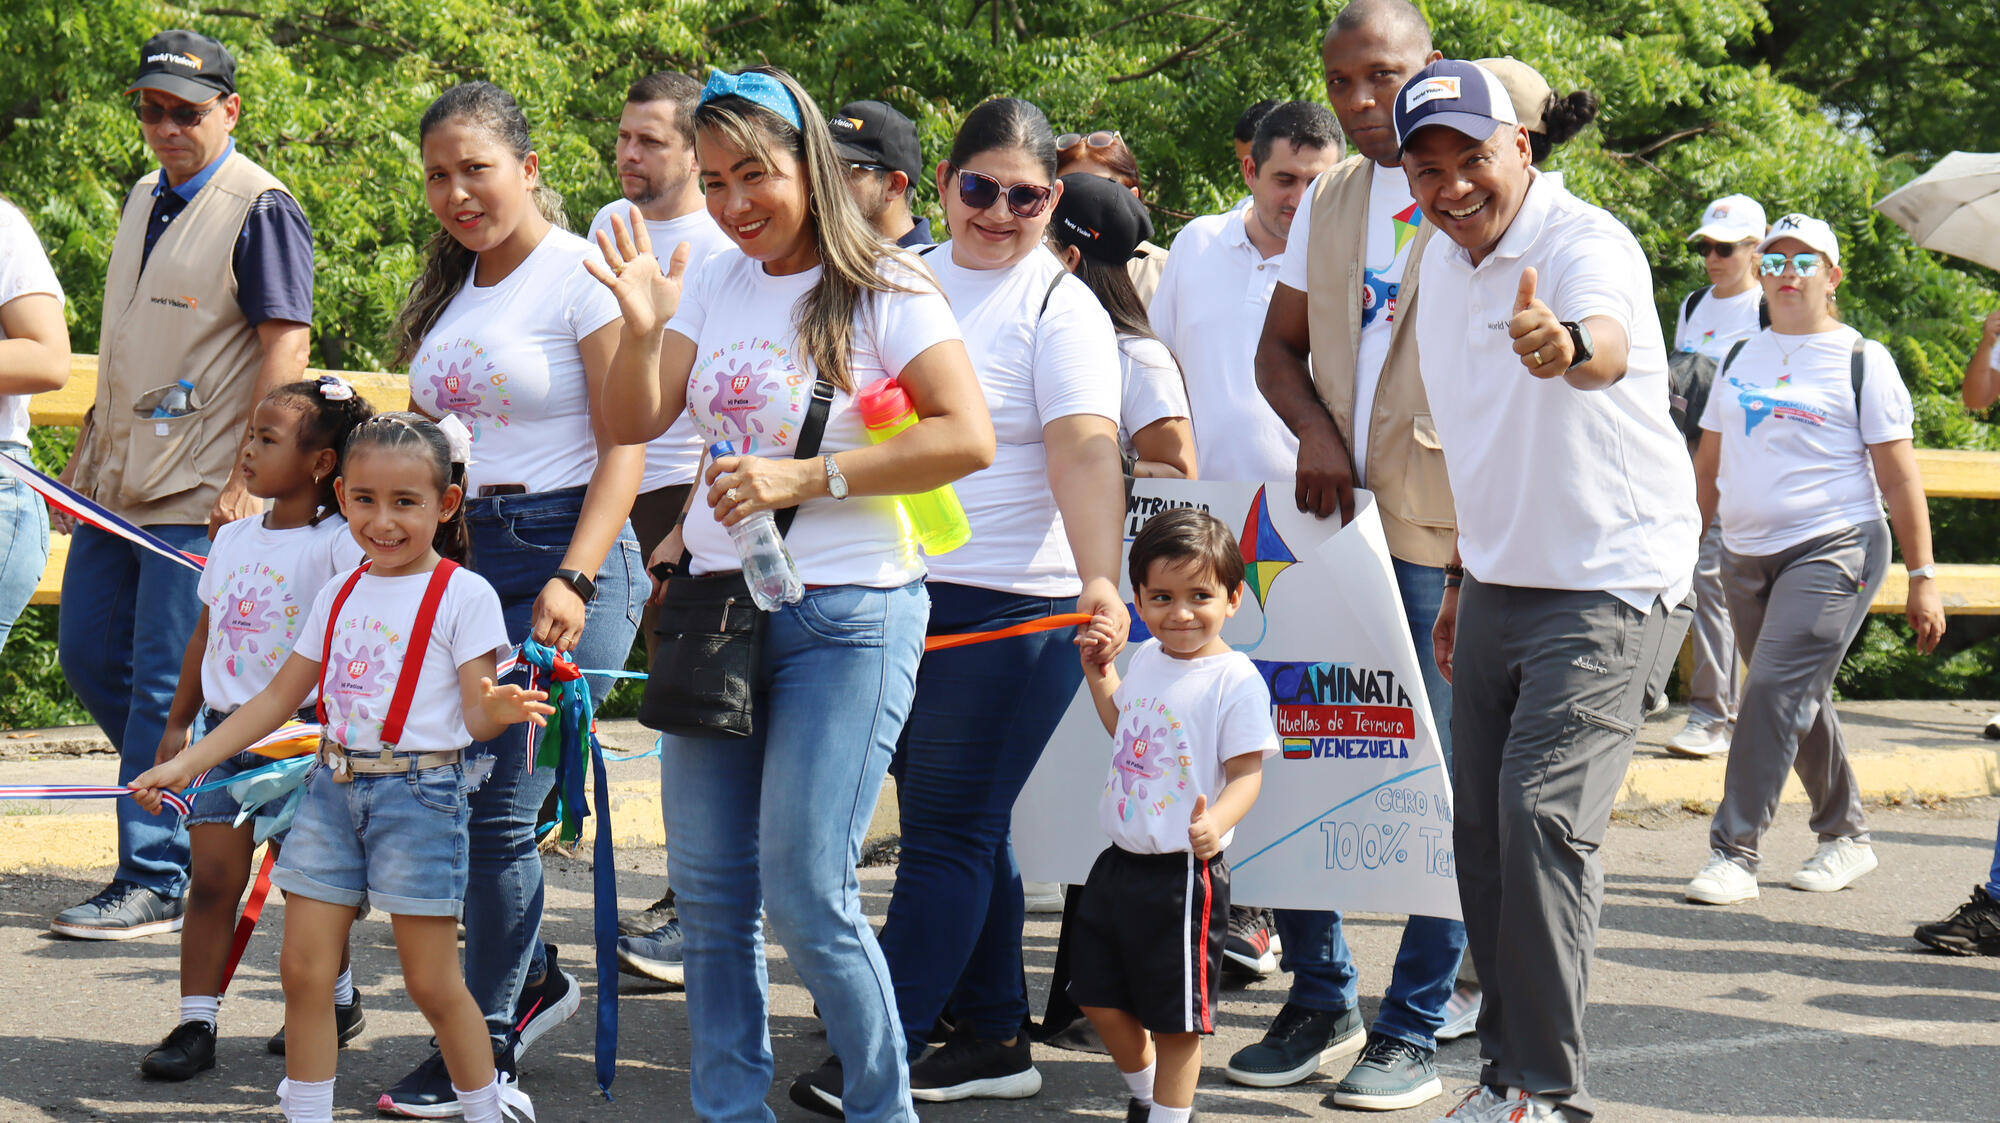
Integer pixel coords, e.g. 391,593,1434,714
140,1019,216,1081
908,1030,1043,1102
1915,885,2000,956
1223,906,1278,978
788,1055,845,1118
1224,1000,1365,1087
267,993,367,1054
378,1038,516,1118
511,943,581,1056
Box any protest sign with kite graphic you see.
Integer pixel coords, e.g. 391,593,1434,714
1016,480,1461,921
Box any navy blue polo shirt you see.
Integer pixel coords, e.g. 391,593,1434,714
897,216,936,249
140,139,314,327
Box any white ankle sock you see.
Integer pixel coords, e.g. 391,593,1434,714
1150,1104,1192,1123
180,994,220,1029
276,1076,335,1123
456,1075,536,1122
332,968,355,1007
1120,1060,1156,1107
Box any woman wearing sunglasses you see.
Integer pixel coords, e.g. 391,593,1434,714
1056,129,1171,306
1684,212,1944,908
864,96,1129,1106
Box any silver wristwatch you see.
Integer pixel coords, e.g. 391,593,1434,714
823,454,850,501
1906,564,1936,581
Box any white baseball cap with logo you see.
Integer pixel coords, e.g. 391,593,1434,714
1687,193,1767,244
1759,212,1840,268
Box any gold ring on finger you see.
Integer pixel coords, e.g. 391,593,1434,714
1531,348,1544,366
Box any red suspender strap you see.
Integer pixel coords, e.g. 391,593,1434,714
379,559,460,750
317,562,373,726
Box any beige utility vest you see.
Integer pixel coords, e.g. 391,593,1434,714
1303,155,1455,568
77,152,294,525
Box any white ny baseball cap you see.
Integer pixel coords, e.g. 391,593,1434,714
1759,211,1840,268
1687,193,1767,244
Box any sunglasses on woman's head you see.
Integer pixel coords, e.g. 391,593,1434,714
1695,240,1747,258
1056,130,1121,153
1760,252,1822,277
133,98,219,128
955,169,1054,218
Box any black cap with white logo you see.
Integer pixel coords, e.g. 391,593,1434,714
126,30,237,103
1052,173,1154,266
829,101,923,183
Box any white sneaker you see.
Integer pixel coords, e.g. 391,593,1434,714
1790,838,1878,892
1427,1084,1507,1121
1686,851,1758,905
1438,984,1481,1041
1665,720,1730,758
1496,1088,1565,1121
1021,881,1065,913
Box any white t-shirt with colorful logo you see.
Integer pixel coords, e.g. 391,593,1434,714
295,565,511,752
1279,163,1422,487
664,251,963,588
1099,640,1278,855
1699,325,1915,555
586,201,739,492
0,199,64,446
197,515,365,712
409,228,623,495
1674,285,1763,362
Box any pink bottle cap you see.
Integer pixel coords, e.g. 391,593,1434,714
856,378,913,428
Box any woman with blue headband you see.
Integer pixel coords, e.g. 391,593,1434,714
590,66,992,1121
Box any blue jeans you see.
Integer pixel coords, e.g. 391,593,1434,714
1272,558,1467,1051
461,487,645,1037
0,442,49,656
662,581,928,1123
271,761,470,916
1987,815,2000,901
57,520,210,897
878,583,1084,1052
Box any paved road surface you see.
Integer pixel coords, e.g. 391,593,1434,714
0,799,1995,1121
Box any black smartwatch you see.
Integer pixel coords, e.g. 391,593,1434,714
1560,320,1595,368
551,568,597,602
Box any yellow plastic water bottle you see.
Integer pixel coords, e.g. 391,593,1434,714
856,378,972,555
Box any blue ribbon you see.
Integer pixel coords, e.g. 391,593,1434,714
700,68,804,130
518,636,620,1099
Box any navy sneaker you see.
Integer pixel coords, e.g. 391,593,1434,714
1328,1032,1443,1110
1224,1001,1365,1087
511,944,580,1057
788,1055,844,1118
378,1038,516,1118
616,919,685,985
52,881,184,940
908,1030,1042,1102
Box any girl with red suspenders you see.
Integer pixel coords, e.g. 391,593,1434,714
133,414,552,1123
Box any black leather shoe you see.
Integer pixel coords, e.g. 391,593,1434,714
141,1020,217,1081
267,993,367,1055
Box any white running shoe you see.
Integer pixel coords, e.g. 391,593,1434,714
1686,851,1758,905
1790,838,1878,893
1495,1088,1565,1121
1665,720,1730,759
1437,984,1482,1041
1426,1084,1506,1121
1021,881,1065,913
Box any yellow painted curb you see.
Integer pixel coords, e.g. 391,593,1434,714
1621,743,2000,808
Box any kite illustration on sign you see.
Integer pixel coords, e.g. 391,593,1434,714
1236,485,1300,652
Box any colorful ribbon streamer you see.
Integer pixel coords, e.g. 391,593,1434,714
0,784,189,816
0,456,206,573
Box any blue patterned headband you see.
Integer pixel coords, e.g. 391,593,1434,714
700,69,803,130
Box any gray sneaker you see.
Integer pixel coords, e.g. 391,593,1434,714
1329,1032,1443,1111
52,881,184,940
618,890,676,937
1224,1001,1366,1087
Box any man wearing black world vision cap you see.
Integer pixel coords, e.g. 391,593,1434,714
52,28,314,977
830,100,934,247
1397,59,1696,1123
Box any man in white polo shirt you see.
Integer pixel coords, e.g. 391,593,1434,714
1395,60,1697,1123
1150,101,1343,483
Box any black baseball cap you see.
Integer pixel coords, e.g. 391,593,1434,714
829,101,922,183
126,30,236,102
1052,173,1154,266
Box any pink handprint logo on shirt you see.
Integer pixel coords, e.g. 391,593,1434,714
1110,720,1172,822
324,635,397,746
415,339,514,432
707,359,781,437
215,581,287,672
426,357,488,415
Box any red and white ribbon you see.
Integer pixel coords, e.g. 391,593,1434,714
0,784,189,815
0,457,205,573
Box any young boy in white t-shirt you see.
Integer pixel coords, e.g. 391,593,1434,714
1069,508,1277,1123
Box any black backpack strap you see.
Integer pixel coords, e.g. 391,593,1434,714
1850,338,1868,420
1038,269,1067,320
1682,286,1708,322
1757,293,1771,330
1719,339,1748,379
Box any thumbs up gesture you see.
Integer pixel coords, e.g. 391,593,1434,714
1188,793,1222,860
1507,267,1571,379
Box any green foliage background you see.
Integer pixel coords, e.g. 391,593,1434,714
2,0,1996,725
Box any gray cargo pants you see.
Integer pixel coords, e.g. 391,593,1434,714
1452,577,1676,1123
1709,520,1887,869
1688,517,1741,729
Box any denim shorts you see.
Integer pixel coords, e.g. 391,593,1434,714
270,760,471,917
182,706,317,830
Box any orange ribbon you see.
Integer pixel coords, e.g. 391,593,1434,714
924,612,1095,652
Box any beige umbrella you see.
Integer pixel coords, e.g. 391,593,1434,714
1875,151,2000,271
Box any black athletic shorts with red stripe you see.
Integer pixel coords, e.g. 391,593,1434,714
1065,844,1230,1035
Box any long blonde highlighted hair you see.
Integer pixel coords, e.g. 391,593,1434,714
695,67,920,393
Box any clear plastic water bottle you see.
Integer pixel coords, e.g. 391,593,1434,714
150,379,196,419
709,439,803,610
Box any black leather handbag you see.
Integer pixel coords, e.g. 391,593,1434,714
638,377,833,739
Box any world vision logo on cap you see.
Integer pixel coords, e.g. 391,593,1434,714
1404,76,1462,112
841,117,864,130
146,50,204,71
1060,216,1099,243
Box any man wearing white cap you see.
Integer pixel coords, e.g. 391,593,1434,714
1393,59,1698,1123
1664,193,1769,760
